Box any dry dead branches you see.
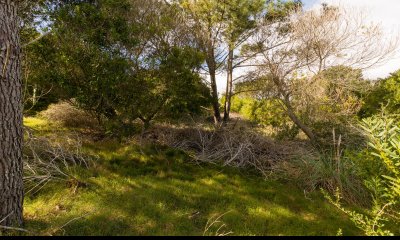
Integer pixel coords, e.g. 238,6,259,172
23,128,93,194
141,122,316,178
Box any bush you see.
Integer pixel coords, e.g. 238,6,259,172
359,70,400,117
228,96,295,139
39,101,99,128
324,114,400,236
311,121,365,149
270,149,368,205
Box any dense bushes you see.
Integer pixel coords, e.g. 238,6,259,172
359,70,400,117
227,96,297,139
23,0,212,130
325,115,400,236
39,101,99,128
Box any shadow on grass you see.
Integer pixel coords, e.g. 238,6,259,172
22,133,360,236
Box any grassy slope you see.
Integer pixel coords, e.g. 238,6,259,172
23,117,359,236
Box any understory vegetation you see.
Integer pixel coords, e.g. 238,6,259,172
21,117,362,236
1,0,399,236
16,106,400,235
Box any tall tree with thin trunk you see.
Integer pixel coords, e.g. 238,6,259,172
0,0,24,228
221,0,264,122
181,0,227,124
181,0,264,124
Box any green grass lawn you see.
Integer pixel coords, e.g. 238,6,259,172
22,117,360,236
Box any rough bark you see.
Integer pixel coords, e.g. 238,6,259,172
223,46,233,122
206,49,221,124
0,0,24,227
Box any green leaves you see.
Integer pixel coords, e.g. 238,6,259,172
324,115,400,236
265,0,302,22
359,69,400,118
23,0,211,126
359,115,400,232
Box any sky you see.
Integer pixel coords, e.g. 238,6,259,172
294,0,400,79
215,0,400,93
297,0,400,79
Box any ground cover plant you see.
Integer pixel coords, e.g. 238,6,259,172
19,117,360,236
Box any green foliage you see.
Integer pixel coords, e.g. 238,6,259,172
265,0,302,21
181,0,265,42
24,0,212,129
22,0,134,116
324,115,400,236
114,46,209,125
22,117,360,236
360,115,400,203
221,0,264,44
323,188,394,236
228,95,296,138
360,70,400,117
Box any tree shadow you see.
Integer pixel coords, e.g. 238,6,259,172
23,125,359,236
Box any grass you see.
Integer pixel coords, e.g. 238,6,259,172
21,117,361,236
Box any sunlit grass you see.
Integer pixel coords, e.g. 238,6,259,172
22,117,360,236
24,117,49,129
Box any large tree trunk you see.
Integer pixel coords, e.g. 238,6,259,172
0,0,24,228
206,50,221,124
223,46,233,123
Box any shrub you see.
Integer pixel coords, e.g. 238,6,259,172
39,101,99,128
359,70,400,117
228,96,295,139
324,114,400,236
271,149,368,205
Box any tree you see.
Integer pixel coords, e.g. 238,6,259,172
221,0,264,122
19,0,59,114
118,0,210,127
181,0,294,123
181,0,227,124
0,0,24,227
360,69,400,117
243,4,398,142
294,66,369,140
37,0,134,120
221,0,302,123
25,0,210,128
